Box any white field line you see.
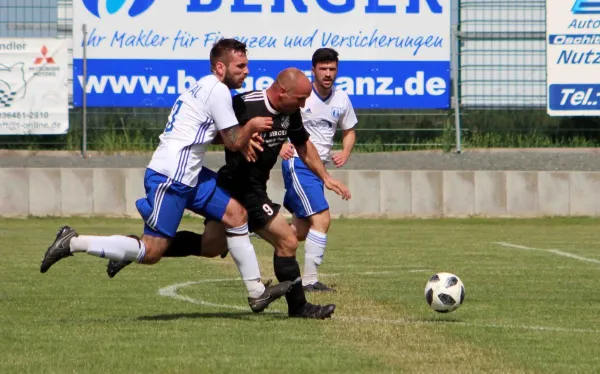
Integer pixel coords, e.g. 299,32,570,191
157,278,600,335
158,279,248,311
494,242,600,264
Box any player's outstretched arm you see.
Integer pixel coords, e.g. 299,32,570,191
296,140,351,200
219,117,272,152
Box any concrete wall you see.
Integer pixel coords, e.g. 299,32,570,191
2,168,600,218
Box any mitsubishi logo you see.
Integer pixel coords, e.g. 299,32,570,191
34,45,55,65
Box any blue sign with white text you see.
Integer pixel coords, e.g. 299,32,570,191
548,84,600,110
73,59,450,109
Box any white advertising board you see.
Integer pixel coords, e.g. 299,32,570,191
0,38,70,135
547,0,600,116
72,0,451,109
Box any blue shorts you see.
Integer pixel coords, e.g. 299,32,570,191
135,167,231,238
282,157,329,219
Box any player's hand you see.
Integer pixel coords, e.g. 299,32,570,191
251,132,264,146
324,177,351,200
279,143,295,160
242,134,264,162
248,117,273,133
332,151,350,168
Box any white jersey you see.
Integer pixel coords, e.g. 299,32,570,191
147,74,238,187
293,87,357,163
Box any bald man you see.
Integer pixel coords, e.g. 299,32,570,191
106,68,351,319
216,68,351,319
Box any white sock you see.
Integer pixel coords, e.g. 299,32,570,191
70,235,146,263
69,235,102,253
303,229,327,286
225,224,265,298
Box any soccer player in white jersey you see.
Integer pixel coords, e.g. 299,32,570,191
39,39,292,313
279,48,357,292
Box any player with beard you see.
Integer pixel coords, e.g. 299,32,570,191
278,48,357,292
39,39,293,314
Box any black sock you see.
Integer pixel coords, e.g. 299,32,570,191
274,254,307,314
163,231,203,257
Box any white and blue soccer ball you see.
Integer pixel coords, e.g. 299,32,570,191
424,272,465,313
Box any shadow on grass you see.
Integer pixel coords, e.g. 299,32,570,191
419,316,464,324
137,311,287,321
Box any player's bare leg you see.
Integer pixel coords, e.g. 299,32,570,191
106,222,226,278
291,210,335,292
138,235,170,264
107,196,237,277
290,216,310,241
201,220,228,257
257,213,335,319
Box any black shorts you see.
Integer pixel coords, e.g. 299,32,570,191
216,172,280,232
235,190,281,233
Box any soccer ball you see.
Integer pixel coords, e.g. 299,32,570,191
424,272,465,313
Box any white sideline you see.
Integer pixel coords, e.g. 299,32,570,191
494,242,600,264
157,277,600,335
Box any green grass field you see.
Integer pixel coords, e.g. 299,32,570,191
2,217,600,373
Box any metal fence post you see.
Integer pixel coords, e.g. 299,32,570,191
452,25,462,154
82,24,88,158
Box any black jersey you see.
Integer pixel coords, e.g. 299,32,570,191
219,90,310,191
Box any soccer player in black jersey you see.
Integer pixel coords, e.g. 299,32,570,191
214,67,351,319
